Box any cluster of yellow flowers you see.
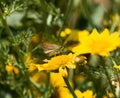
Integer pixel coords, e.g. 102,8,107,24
5,27,120,98
60,28,72,37
50,72,96,98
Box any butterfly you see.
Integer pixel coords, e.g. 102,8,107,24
42,42,63,56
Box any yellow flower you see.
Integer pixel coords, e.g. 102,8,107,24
74,90,84,98
64,28,71,35
59,67,68,77
72,29,119,56
60,28,71,37
52,87,73,98
6,63,13,73
50,72,95,98
37,53,76,73
103,93,114,98
50,72,73,98
50,72,66,87
13,67,19,74
75,89,96,98
57,87,73,98
6,62,19,75
113,65,120,70
82,90,96,98
36,54,87,76
60,31,66,37
78,30,89,42
28,63,38,72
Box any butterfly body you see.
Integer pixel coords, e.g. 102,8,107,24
42,42,63,56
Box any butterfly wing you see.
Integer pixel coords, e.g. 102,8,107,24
42,42,63,56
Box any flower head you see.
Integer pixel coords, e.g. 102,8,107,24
37,53,76,73
113,65,120,70
60,28,71,37
75,89,96,98
71,29,119,56
50,72,73,98
6,62,19,75
36,53,87,76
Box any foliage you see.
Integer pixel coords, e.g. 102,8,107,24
1,0,120,98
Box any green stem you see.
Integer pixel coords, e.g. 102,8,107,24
45,71,50,91
63,77,77,98
43,71,50,97
0,8,15,42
